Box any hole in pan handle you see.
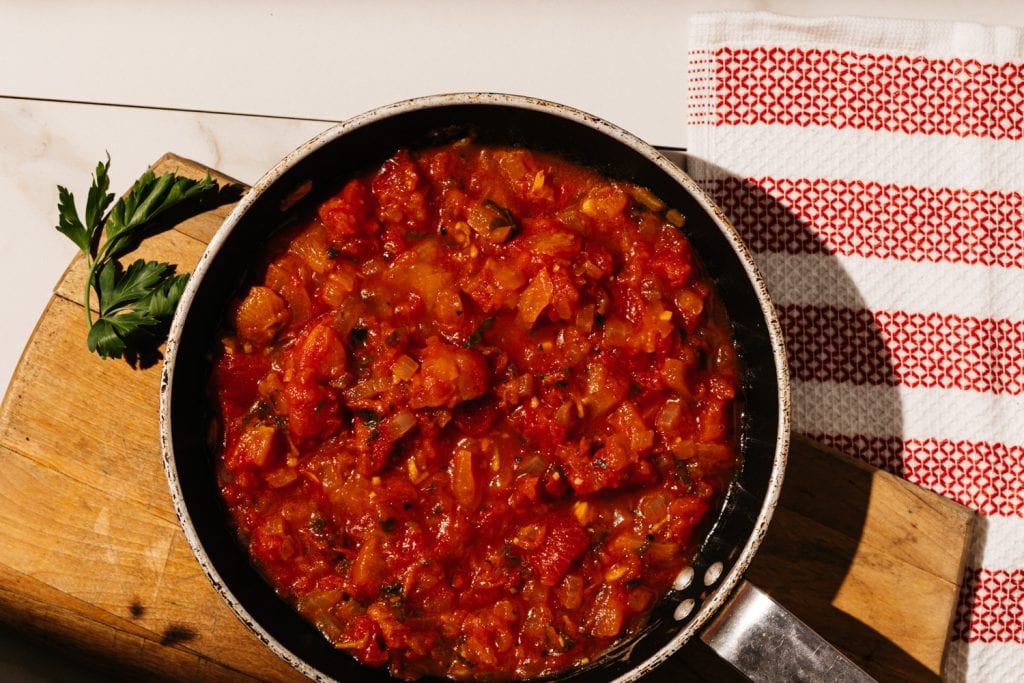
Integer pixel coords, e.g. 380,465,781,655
700,581,877,682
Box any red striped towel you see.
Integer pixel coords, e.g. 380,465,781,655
687,12,1024,680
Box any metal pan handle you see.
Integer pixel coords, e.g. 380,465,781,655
700,580,877,682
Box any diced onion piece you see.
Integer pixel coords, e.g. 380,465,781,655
645,541,679,563
531,170,546,194
656,401,682,433
580,185,628,220
557,574,584,610
289,225,334,274
345,375,390,400
675,288,704,319
235,424,280,469
516,373,535,399
628,588,655,613
352,536,385,595
585,585,627,637
666,208,686,228
298,589,343,617
232,286,290,345
266,466,299,489
452,447,476,507
661,357,688,393
583,363,627,418
321,266,358,307
671,439,697,460
572,501,593,526
516,268,554,327
406,455,428,484
708,374,736,400
556,207,588,232
602,318,631,347
575,303,595,333
582,259,604,280
384,410,417,441
466,203,493,234
528,231,576,256
554,401,574,427
492,261,527,290
611,401,654,453
392,354,419,381
554,296,573,321
628,185,666,212
638,492,669,527
512,522,547,550
517,454,547,475
604,564,629,582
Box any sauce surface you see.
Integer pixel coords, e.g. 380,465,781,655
211,142,740,680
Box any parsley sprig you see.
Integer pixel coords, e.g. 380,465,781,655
56,156,215,358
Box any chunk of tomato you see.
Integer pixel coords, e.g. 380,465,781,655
213,351,270,409
527,514,590,586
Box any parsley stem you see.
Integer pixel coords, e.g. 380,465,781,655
83,257,97,327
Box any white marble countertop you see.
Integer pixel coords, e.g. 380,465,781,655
1,2,1020,680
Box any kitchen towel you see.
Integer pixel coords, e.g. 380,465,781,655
687,11,1023,682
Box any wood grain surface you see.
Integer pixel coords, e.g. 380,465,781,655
0,154,973,682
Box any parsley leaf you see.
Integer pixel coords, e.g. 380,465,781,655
55,157,216,359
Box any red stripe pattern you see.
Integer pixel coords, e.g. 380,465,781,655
907,439,1024,516
955,568,1024,643
781,305,1024,395
708,47,1024,140
810,433,1024,516
706,176,1024,268
688,26,1024,662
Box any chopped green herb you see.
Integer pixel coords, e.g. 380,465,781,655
254,400,273,420
464,316,496,348
380,517,397,533
325,246,340,259
357,409,382,427
483,199,517,230
55,156,216,358
349,326,369,346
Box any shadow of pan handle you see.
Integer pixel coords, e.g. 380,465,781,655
702,581,877,683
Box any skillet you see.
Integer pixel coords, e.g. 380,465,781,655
160,93,792,682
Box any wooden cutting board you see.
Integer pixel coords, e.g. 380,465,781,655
0,154,973,683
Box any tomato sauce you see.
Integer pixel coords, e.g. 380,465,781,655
211,142,740,680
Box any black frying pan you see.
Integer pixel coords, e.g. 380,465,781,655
159,93,790,682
